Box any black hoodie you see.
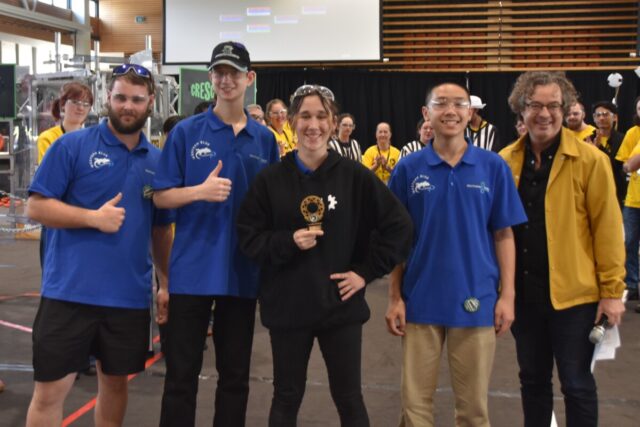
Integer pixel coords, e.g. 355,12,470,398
237,150,413,330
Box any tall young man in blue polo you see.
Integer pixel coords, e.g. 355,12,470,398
153,42,279,426
386,82,527,427
25,64,173,427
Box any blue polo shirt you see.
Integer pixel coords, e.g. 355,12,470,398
29,120,174,309
153,107,279,297
389,141,527,327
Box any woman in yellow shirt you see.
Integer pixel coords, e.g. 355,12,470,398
37,82,94,164
362,122,400,184
266,98,296,156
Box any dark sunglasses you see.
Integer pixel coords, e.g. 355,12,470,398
112,64,152,78
290,84,335,104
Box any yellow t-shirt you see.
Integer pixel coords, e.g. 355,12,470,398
269,121,297,156
362,145,400,184
615,125,640,207
37,125,64,164
570,125,596,143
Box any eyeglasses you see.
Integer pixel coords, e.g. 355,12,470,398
250,113,264,121
67,99,91,108
428,98,471,111
269,109,287,116
111,93,150,105
340,123,355,129
112,64,152,78
525,101,563,113
593,111,614,118
290,85,335,104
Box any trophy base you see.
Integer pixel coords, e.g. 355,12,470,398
308,223,323,231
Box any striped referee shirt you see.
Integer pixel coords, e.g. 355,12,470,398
466,121,501,153
328,138,362,162
399,140,427,159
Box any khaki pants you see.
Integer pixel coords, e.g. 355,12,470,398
399,323,496,427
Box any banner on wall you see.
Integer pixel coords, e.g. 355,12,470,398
179,67,256,115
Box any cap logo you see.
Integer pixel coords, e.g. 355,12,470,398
217,45,240,60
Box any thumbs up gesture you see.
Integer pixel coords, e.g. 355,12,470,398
198,160,232,202
93,192,126,233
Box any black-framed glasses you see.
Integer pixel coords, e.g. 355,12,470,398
290,85,335,104
112,64,152,78
525,101,563,113
593,111,613,118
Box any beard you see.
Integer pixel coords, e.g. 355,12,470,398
108,105,151,134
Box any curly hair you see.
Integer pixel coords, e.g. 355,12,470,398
508,71,578,116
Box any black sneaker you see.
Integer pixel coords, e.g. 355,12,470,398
635,303,640,314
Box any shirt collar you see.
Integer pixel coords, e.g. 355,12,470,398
205,106,257,137
100,119,150,153
425,137,477,166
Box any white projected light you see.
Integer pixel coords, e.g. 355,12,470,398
164,0,381,64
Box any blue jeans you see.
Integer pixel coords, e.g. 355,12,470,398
623,206,640,291
512,302,598,427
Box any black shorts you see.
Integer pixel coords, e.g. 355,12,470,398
32,297,150,382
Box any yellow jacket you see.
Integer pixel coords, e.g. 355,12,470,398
499,127,625,309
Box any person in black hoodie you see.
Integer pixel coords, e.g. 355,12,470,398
237,85,413,427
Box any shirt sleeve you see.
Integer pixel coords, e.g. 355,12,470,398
153,126,187,190
29,138,74,199
615,127,640,162
489,158,528,231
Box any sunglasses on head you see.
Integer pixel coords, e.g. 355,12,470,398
112,64,152,78
290,85,335,104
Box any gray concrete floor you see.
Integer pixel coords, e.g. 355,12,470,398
0,239,639,426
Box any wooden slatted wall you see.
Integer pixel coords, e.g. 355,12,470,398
381,0,639,71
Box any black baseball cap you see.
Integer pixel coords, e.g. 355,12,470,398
208,41,251,72
592,101,618,115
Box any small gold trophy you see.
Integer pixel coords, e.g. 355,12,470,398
300,195,325,230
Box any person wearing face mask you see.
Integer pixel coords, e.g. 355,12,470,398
237,84,413,427
399,117,433,159
328,113,362,162
362,122,400,184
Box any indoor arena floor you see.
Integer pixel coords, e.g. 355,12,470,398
1,238,639,427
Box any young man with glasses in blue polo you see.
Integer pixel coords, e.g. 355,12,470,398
153,41,279,427
25,64,173,427
387,82,526,427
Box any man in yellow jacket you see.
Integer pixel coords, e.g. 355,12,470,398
500,71,625,427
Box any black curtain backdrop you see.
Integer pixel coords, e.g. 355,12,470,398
254,69,640,152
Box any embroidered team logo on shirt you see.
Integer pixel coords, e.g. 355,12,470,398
191,141,215,160
466,181,491,194
411,175,435,194
89,151,113,169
